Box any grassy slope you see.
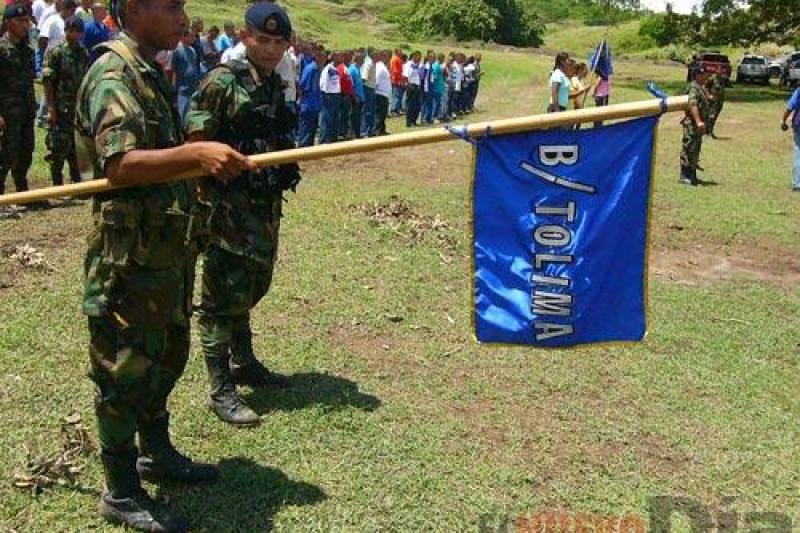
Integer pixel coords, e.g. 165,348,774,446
2,3,800,532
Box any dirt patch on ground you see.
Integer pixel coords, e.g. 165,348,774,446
350,195,459,259
650,241,800,287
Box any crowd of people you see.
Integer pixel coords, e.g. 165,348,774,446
0,0,488,197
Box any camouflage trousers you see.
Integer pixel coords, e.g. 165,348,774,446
45,109,80,185
197,245,276,362
88,312,191,453
707,102,724,134
0,105,34,195
680,119,703,169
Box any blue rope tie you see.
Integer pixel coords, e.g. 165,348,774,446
445,124,493,146
646,81,669,115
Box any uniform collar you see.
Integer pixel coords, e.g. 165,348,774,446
240,56,265,86
118,31,159,71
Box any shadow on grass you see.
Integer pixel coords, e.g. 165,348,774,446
241,372,381,415
165,457,326,532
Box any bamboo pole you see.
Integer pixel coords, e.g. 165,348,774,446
0,95,688,207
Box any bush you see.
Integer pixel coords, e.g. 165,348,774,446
399,0,543,47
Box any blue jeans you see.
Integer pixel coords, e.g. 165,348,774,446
361,86,376,137
438,86,449,121
794,128,800,189
298,109,319,147
391,85,405,115
319,93,341,144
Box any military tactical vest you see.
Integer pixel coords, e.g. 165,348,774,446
77,35,197,325
210,60,293,197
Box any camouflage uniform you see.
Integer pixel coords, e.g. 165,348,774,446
0,32,35,195
680,80,710,184
76,32,209,494
706,74,725,136
185,59,298,423
42,40,88,185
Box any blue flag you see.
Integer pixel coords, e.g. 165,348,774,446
590,39,613,78
472,116,657,347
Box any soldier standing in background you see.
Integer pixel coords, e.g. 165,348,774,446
42,15,87,187
75,0,255,529
185,1,299,427
706,72,725,139
680,65,711,186
0,4,35,197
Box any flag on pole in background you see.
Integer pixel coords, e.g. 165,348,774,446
590,39,614,78
471,116,657,347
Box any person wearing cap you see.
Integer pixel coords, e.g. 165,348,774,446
80,2,109,63
42,14,87,187
680,65,711,186
75,0,255,529
0,3,35,197
185,0,299,427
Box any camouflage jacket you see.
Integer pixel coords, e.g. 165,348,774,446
685,80,710,126
42,41,89,112
185,59,293,264
0,34,35,113
75,32,196,325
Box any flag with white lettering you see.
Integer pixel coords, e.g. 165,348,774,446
472,116,657,347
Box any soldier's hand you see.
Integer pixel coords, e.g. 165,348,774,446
0,116,5,131
47,108,57,129
195,142,256,182
781,122,789,132
697,121,707,135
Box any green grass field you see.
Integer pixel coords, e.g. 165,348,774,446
1,4,799,531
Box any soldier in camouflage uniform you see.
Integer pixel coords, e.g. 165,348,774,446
76,0,255,529
185,2,300,426
680,65,711,186
706,73,725,139
0,4,34,196
42,15,88,186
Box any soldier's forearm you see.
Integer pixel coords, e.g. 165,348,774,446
106,145,212,187
783,109,792,123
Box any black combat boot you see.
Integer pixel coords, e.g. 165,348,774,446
98,449,189,532
137,414,219,484
205,353,260,426
229,326,290,388
50,167,64,187
679,165,695,186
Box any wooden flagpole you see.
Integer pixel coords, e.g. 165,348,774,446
0,95,688,207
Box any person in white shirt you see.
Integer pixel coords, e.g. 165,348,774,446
74,0,92,21
319,52,342,143
220,28,246,64
448,54,464,117
276,44,298,126
374,50,391,136
549,51,572,113
32,0,54,25
359,46,376,137
402,50,422,127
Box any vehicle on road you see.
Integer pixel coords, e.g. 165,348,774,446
698,51,732,80
736,55,770,84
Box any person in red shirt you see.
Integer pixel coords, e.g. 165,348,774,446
390,48,405,116
336,50,354,140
